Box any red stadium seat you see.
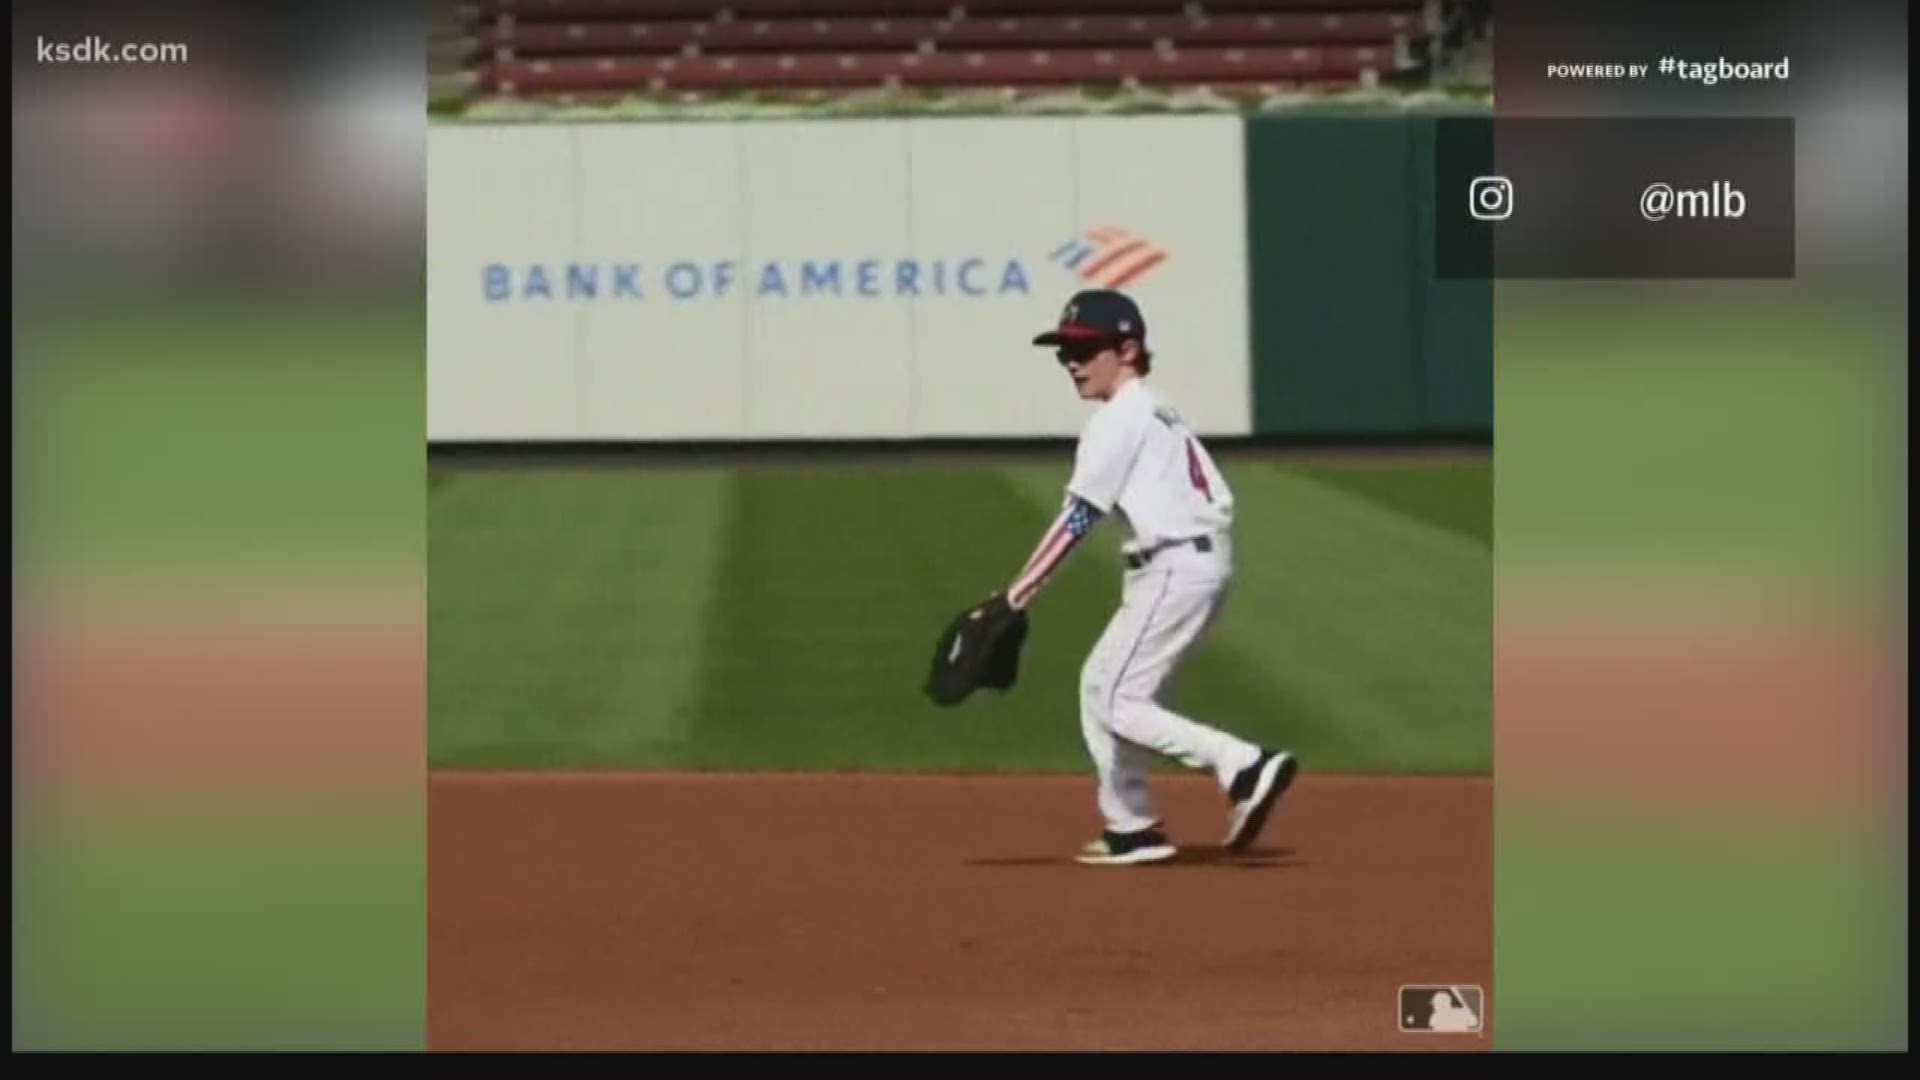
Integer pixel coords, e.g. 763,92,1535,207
458,0,1433,95
475,12,1422,59
467,0,1426,18
476,44,1396,92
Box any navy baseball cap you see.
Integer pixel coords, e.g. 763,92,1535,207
1031,289,1147,347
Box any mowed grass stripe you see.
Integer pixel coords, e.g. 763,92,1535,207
1207,466,1491,772
1296,459,1491,544
430,460,1490,774
687,466,1114,772
428,471,731,766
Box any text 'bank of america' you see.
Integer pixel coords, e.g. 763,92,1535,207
482,257,1037,303
477,228,1173,303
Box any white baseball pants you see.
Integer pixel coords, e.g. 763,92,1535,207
1078,537,1264,835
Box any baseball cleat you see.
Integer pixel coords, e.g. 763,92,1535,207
1224,750,1298,851
1076,827,1178,866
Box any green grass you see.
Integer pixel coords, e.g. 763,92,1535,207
14,811,424,1050
1494,284,1902,597
427,471,731,765
1495,820,1909,1050
1301,459,1491,543
18,299,423,575
428,456,1489,774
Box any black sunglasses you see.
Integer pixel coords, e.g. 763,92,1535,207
1055,342,1111,366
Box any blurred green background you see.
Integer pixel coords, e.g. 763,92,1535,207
12,297,427,1051
1492,282,1908,1051
17,299,423,577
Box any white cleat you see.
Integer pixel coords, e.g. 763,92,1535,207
1076,829,1178,866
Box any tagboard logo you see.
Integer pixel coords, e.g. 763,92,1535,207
1048,225,1170,289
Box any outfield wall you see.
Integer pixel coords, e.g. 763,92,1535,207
428,116,1252,441
1244,114,1493,438
428,112,1490,443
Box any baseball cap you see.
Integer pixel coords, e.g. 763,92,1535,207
1031,289,1147,347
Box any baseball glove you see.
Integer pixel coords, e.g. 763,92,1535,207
923,592,1030,707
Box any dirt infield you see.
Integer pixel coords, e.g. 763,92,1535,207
429,772,1490,1050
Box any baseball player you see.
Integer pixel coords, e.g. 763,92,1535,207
1003,289,1298,866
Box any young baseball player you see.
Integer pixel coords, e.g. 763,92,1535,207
1004,289,1298,866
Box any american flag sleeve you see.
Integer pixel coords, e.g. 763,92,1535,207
1007,495,1102,608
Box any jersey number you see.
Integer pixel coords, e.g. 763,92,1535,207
1185,439,1214,502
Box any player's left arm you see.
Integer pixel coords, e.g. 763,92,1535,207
1003,494,1103,610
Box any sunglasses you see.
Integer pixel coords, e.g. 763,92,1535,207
1055,342,1111,366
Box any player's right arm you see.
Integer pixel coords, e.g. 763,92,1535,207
1002,407,1142,610
1004,493,1102,609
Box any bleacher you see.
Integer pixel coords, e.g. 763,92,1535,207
444,0,1448,104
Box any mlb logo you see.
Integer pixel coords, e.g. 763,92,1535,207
1398,985,1484,1034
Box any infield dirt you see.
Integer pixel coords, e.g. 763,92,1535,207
429,771,1490,1050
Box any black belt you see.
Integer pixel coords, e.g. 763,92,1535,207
1123,535,1213,570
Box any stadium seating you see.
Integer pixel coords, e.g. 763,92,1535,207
450,0,1440,99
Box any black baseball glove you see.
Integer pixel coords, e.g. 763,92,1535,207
923,592,1030,707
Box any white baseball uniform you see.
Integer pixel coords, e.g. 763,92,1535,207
1009,376,1264,835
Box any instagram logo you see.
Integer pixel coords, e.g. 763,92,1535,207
1468,176,1514,220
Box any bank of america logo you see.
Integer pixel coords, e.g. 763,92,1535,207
1048,225,1169,289
1398,985,1484,1034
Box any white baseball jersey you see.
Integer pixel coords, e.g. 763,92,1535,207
1064,378,1233,555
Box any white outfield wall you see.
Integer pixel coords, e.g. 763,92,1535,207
428,116,1252,441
